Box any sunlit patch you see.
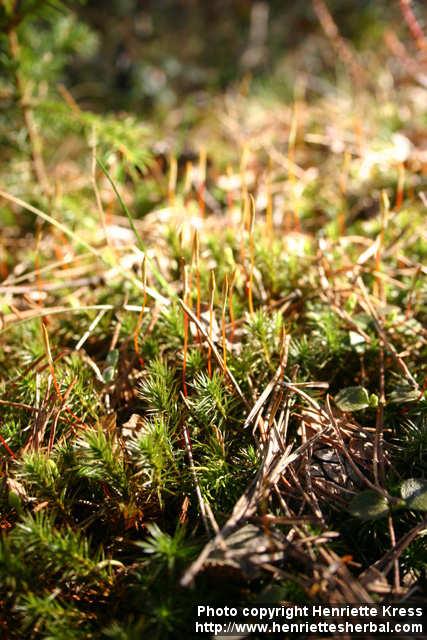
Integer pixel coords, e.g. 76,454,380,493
283,232,310,256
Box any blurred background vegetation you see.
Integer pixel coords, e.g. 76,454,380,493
1,0,407,118
71,0,395,112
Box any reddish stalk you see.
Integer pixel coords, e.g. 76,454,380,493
288,103,300,231
312,0,366,84
133,257,147,368
168,155,177,206
198,148,207,218
40,320,86,431
47,376,78,453
266,161,273,241
184,161,193,207
7,28,51,197
338,150,351,236
374,190,389,302
182,264,190,396
399,0,427,51
0,432,16,459
395,162,405,211
221,276,229,373
92,139,112,250
228,269,236,344
247,194,256,314
0,240,8,280
207,269,216,377
388,513,401,592
191,230,202,346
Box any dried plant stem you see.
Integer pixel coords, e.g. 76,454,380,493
76,308,109,351
198,147,207,217
395,162,405,211
399,0,427,51
247,194,256,314
168,155,177,206
338,150,350,235
312,0,366,85
207,269,216,377
373,344,385,486
228,269,236,343
192,230,202,345
0,433,16,459
133,257,147,367
40,320,64,403
183,161,193,206
47,377,78,453
221,276,229,372
288,103,300,230
40,320,86,433
384,29,427,88
182,264,190,396
363,517,427,582
91,137,111,248
374,190,389,302
7,28,51,197
387,514,400,593
34,224,45,314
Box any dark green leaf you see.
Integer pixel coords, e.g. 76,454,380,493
348,490,389,520
335,386,370,412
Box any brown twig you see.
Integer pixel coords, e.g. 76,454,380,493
312,0,366,85
7,28,51,197
399,0,427,51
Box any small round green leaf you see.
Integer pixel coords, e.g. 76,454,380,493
348,490,389,520
8,490,22,512
401,478,427,511
369,393,379,408
335,386,370,412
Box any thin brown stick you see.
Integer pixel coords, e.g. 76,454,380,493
312,0,366,85
133,257,147,368
247,194,256,314
387,514,400,593
207,269,216,377
373,343,385,486
7,28,51,196
182,264,190,397
399,0,427,51
221,275,229,373
91,137,111,248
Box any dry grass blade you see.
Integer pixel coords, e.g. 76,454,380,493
0,189,169,306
